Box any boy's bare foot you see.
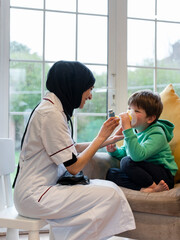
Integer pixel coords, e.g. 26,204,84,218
140,180,169,193
153,180,169,192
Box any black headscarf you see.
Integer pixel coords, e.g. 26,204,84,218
46,61,96,119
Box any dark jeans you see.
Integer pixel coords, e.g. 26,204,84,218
106,156,174,191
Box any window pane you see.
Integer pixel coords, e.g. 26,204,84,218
10,9,43,60
10,0,43,8
45,12,76,61
10,62,42,112
157,22,180,68
78,15,107,64
46,0,76,12
128,0,155,19
157,0,180,21
77,116,106,142
128,67,154,97
128,19,155,66
78,0,108,15
87,65,107,88
157,69,180,94
44,62,53,91
9,113,25,183
9,114,28,151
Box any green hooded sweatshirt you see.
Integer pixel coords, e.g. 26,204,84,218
109,119,178,176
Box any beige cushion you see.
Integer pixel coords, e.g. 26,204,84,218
121,183,180,217
160,84,180,183
84,152,180,216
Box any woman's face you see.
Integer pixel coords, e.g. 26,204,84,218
79,86,94,109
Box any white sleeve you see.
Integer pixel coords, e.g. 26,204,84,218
41,110,77,165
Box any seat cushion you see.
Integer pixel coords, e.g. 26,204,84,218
160,84,180,183
121,183,180,217
0,206,47,230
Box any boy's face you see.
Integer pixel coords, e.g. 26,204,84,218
129,104,156,132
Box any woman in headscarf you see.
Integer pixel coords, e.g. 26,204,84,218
13,61,135,240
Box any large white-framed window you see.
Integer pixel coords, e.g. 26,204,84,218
7,0,110,154
0,0,127,173
1,0,127,152
1,0,180,163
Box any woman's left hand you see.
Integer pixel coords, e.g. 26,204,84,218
112,126,124,141
101,126,124,147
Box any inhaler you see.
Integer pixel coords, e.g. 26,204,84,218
108,109,116,117
108,109,137,126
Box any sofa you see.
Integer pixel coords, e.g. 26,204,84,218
83,84,180,240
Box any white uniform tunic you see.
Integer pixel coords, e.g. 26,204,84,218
14,92,135,240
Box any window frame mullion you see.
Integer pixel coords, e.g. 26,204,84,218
108,0,128,115
0,0,10,137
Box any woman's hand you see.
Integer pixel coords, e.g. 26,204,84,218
97,117,120,142
111,126,124,142
67,117,120,175
100,126,124,148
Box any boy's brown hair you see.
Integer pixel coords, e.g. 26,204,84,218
128,90,163,122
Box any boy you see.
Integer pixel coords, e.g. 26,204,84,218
106,90,178,192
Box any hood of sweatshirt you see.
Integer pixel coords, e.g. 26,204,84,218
148,119,174,142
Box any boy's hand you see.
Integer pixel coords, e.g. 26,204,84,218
119,112,131,130
106,144,117,152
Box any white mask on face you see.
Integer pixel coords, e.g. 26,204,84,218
127,109,137,126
